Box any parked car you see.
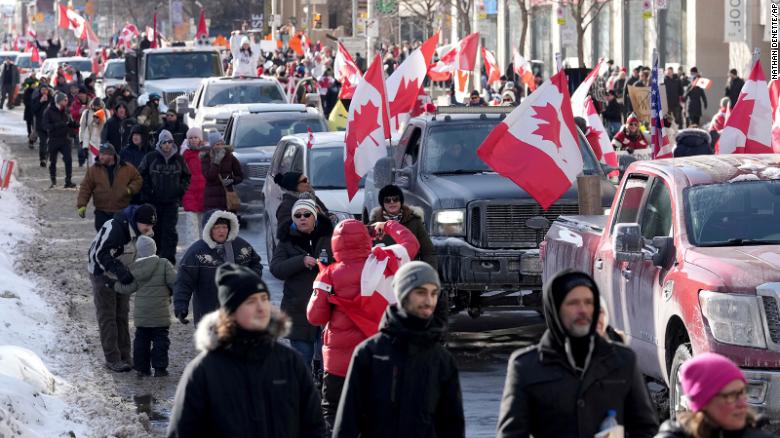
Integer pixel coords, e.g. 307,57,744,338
365,107,615,316
96,58,126,98
262,131,364,257
224,104,328,215
15,53,45,82
180,76,287,135
541,154,780,425
39,56,92,79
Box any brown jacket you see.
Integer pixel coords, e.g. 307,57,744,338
77,160,143,213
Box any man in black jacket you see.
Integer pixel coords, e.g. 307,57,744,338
333,261,465,438
496,270,658,437
101,102,133,153
36,38,61,59
87,204,157,372
664,67,684,128
0,58,19,109
684,66,708,126
138,129,191,264
42,91,77,188
725,68,745,109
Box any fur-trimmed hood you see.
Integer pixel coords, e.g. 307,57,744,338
194,308,291,353
201,210,240,249
368,204,424,224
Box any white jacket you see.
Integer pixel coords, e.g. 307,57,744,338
229,34,261,77
79,109,104,150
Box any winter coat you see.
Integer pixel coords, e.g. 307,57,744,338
602,99,622,123
138,144,191,205
22,79,38,122
87,205,147,278
182,145,207,212
684,85,708,118
138,104,162,131
612,129,649,151
77,160,143,213
162,119,189,147
664,75,684,110
368,205,436,269
654,419,775,438
270,215,334,342
1,63,19,87
101,111,134,151
173,211,262,325
229,34,262,78
121,125,149,169
307,220,420,377
725,77,745,108
496,269,658,438
114,93,138,117
276,191,329,225
32,90,53,128
79,108,105,151
333,304,465,438
114,255,175,327
167,310,326,438
42,104,73,146
674,129,713,158
201,148,243,211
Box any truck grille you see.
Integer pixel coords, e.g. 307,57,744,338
762,296,780,344
163,91,186,105
247,162,270,181
469,202,580,249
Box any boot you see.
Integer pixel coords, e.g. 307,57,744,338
49,178,56,189
64,181,76,189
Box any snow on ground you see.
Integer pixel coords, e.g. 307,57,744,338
0,141,90,437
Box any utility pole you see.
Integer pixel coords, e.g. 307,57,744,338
271,0,277,40
367,0,374,60
472,0,480,92
352,0,357,37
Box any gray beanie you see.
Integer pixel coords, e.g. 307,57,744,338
54,91,68,104
291,198,317,217
207,130,224,146
392,261,441,305
136,235,157,258
156,129,174,147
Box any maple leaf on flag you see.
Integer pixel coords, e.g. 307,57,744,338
388,77,420,120
531,103,562,151
345,100,382,185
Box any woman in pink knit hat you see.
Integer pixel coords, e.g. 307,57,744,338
655,352,773,437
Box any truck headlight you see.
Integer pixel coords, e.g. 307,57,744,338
699,291,766,348
433,209,465,236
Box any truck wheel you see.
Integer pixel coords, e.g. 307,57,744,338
669,343,692,419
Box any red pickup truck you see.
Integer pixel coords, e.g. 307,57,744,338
541,154,780,422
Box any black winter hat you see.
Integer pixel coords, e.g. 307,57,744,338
134,204,157,225
216,263,269,314
378,184,404,205
274,171,304,192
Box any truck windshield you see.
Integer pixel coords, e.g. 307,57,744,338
307,146,365,189
103,62,125,79
145,52,221,80
205,83,285,106
63,60,93,74
685,180,780,246
234,116,326,148
16,56,41,69
424,121,601,175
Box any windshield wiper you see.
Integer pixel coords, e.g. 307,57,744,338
701,238,780,247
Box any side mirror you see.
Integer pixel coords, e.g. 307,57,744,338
651,236,674,267
174,95,190,115
373,156,395,189
614,223,643,263
394,167,413,189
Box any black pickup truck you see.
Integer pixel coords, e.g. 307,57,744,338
365,107,616,316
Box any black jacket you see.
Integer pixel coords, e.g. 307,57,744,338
42,104,75,146
270,215,333,342
87,205,144,278
276,191,329,225
684,85,708,117
162,119,189,147
602,99,623,123
333,305,465,438
138,147,191,204
32,90,53,128
101,112,135,151
726,76,745,108
1,63,19,87
497,270,658,438
665,75,684,110
173,211,263,324
654,419,775,438
167,311,326,438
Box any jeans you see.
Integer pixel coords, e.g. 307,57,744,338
90,274,131,364
133,327,170,373
152,202,179,265
48,141,72,184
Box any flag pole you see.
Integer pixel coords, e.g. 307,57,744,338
554,52,562,72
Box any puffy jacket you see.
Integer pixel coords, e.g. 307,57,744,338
42,104,73,144
101,108,135,151
201,148,243,211
114,255,175,327
270,215,334,342
138,144,191,205
333,304,465,438
79,108,105,150
182,147,207,212
368,205,436,269
77,160,143,212
307,220,420,377
120,129,149,170
611,129,649,151
173,211,262,324
167,310,326,438
229,34,262,78
655,418,774,438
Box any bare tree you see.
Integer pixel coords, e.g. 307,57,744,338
451,0,473,35
516,0,528,54
567,0,611,67
398,0,440,38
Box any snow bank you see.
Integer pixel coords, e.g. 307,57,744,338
0,145,89,437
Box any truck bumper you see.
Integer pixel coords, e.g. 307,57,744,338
743,368,780,425
433,237,543,291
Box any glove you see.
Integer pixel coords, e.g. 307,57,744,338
221,177,233,187
175,310,190,325
77,206,86,218
117,270,134,285
126,187,132,195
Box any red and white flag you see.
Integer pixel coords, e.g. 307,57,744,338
428,44,456,82
717,59,776,154
387,32,438,132
482,47,500,85
570,58,604,118
456,32,479,71
513,49,537,92
118,22,139,49
584,97,618,179
30,46,40,63
344,55,391,200
477,69,583,210
334,41,362,99
151,13,158,48
693,77,712,90
195,9,208,40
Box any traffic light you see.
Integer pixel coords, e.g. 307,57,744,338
313,13,321,29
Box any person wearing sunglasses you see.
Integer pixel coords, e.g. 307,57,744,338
656,352,772,438
273,171,329,226
611,113,649,153
270,198,333,374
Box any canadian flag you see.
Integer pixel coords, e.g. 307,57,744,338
386,32,438,133
453,32,479,103
570,58,604,118
717,59,776,154
428,45,456,82
118,22,139,49
482,47,500,85
513,49,537,92
477,69,583,210
30,46,40,63
584,97,619,179
344,55,391,200
195,9,208,40
334,41,362,99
